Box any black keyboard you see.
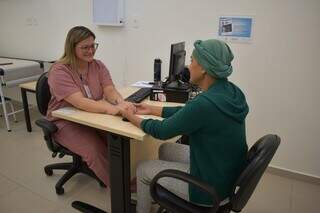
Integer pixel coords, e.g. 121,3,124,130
125,88,152,103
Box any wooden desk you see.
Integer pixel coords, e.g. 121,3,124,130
19,81,37,132
52,87,182,213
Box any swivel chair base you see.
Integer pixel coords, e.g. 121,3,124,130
44,155,105,195
72,200,137,213
72,201,107,213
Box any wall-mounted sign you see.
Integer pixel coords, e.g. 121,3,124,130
218,16,254,42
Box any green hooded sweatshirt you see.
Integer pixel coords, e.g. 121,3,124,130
141,78,249,205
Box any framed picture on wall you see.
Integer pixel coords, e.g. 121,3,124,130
218,16,254,42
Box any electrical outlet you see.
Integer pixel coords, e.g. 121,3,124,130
130,15,140,29
132,18,139,28
32,18,38,26
26,17,32,26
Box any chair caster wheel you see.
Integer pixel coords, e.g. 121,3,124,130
56,187,64,195
44,167,53,176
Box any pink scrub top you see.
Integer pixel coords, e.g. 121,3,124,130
46,59,114,129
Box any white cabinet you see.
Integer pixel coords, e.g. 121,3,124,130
92,0,124,26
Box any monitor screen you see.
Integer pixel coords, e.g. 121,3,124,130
169,42,186,82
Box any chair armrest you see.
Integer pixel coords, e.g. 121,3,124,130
150,169,220,213
35,118,59,153
72,201,106,213
35,118,58,134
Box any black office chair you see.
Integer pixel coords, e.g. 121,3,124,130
35,72,105,195
150,134,281,213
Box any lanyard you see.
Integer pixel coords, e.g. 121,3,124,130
80,74,93,99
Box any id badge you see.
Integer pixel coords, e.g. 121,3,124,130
83,84,93,99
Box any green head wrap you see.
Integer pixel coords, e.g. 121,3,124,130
192,39,234,78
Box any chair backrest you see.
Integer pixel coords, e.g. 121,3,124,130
36,72,51,115
229,134,280,212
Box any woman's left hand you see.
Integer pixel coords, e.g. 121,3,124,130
118,101,143,127
117,101,136,113
119,105,134,119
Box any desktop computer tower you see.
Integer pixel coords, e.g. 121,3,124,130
150,83,191,103
164,88,190,103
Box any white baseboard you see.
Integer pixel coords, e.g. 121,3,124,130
267,165,320,185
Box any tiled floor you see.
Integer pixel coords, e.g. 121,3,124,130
0,104,319,212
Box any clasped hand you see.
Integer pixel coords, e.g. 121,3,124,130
116,101,136,115
120,103,152,119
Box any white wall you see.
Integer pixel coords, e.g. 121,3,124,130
0,0,126,85
0,0,319,178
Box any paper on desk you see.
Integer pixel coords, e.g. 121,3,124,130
131,81,153,88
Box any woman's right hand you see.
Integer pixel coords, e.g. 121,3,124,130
108,106,120,115
117,101,137,114
134,103,153,115
97,100,120,115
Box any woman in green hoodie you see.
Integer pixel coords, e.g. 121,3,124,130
120,39,249,213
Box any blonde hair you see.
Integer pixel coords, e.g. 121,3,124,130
56,26,96,70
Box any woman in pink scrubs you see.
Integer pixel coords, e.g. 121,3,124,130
46,26,133,187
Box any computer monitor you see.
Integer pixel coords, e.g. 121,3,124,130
168,42,186,82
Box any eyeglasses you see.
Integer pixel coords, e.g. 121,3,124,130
78,43,99,52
